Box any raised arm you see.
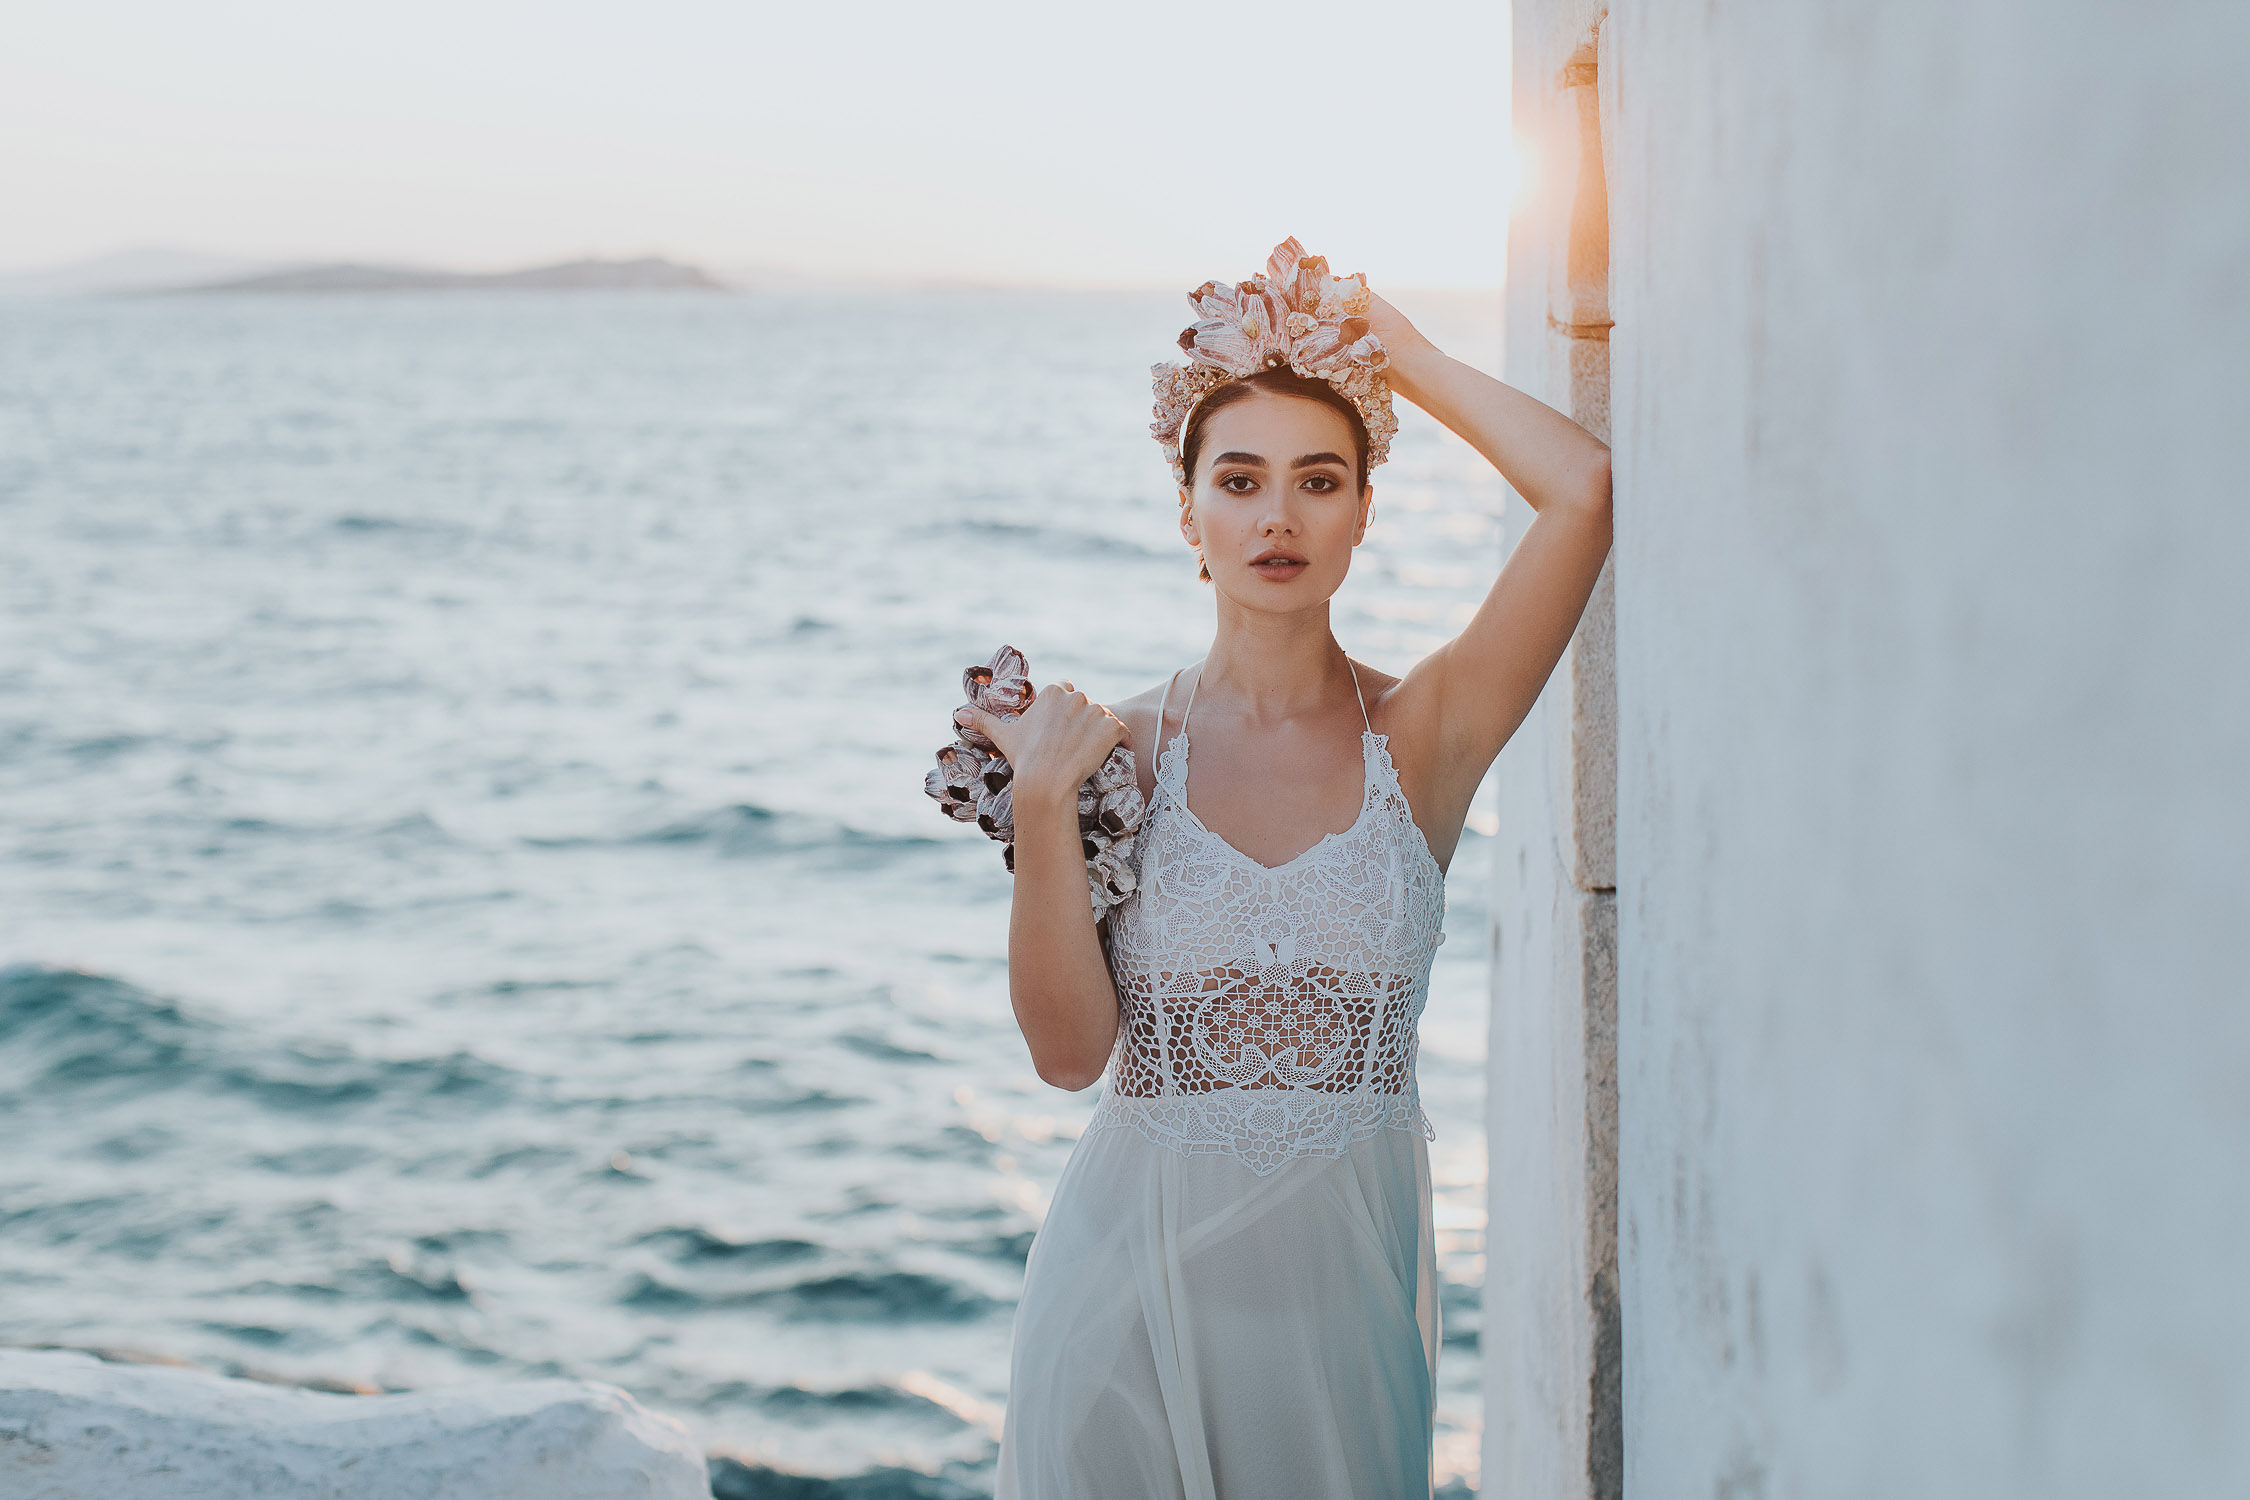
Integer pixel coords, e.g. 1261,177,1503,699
959,684,1127,1091
1365,295,1613,810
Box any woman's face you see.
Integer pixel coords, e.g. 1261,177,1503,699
1180,391,1371,607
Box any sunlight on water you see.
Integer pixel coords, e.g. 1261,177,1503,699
0,286,1504,1493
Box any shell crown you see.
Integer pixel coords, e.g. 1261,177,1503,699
1150,236,1398,488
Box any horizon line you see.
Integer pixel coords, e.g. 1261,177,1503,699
0,245,1508,300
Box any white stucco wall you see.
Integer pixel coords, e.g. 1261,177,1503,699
1486,7,1619,1500
1491,2,2249,1495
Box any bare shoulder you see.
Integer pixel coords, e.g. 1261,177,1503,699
1357,650,1479,873
1350,647,1458,742
1350,653,1433,760
1101,676,1183,809
1349,657,1409,714
1350,657,1430,745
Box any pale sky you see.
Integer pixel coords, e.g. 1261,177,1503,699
1,0,1515,288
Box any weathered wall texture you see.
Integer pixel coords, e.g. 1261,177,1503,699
1485,4,1619,1499
1490,1,2250,1496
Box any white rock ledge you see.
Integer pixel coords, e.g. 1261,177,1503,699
0,1348,713,1500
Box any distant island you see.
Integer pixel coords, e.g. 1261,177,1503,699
182,256,725,293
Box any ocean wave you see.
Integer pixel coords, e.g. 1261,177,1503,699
691,1376,978,1430
838,1032,940,1065
0,964,516,1110
751,1385,947,1420
959,1231,1035,1266
708,1454,988,1500
356,1255,475,1303
618,1267,998,1323
525,802,940,861
330,513,466,537
755,1270,999,1323
636,1226,824,1266
914,516,1164,561
64,731,154,759
226,1254,472,1305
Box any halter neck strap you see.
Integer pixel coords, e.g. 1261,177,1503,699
1155,666,1183,755
1176,656,1371,737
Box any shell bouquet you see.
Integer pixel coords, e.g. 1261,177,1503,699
923,645,1146,917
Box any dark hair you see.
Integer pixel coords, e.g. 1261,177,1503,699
1177,366,1372,582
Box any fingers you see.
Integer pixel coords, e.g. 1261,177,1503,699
955,702,1007,755
1039,681,1096,723
1033,682,1124,751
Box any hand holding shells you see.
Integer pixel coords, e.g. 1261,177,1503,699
1355,288,1437,367
923,645,1147,918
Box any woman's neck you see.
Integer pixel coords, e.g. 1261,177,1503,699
1197,596,1355,724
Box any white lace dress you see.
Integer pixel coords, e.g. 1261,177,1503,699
995,661,1449,1500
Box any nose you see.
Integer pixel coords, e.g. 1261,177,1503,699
1256,492,1303,536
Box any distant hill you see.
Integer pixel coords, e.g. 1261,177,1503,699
0,248,302,298
184,256,726,293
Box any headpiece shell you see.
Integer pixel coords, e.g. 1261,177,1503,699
1149,237,1397,487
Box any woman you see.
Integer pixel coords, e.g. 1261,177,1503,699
964,241,1612,1499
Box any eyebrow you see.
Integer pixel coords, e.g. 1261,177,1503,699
1211,451,1350,469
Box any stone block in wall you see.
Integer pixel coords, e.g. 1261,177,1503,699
1570,558,1618,892
1581,888,1620,1500
1486,808,1622,1500
1564,335,1612,443
1493,9,1621,1499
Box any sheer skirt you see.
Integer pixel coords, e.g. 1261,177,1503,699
995,1120,1439,1500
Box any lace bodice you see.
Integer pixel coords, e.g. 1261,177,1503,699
1085,661,1448,1175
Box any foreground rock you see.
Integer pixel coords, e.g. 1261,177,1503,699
0,1348,711,1499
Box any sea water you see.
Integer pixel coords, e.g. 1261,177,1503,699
0,287,1504,1493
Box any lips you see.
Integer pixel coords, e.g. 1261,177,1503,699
1248,547,1309,580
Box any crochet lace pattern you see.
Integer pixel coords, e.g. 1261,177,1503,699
1085,666,1447,1176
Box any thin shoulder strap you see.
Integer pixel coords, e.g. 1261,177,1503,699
1155,666,1181,746
1346,657,1371,733
1179,662,1202,736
